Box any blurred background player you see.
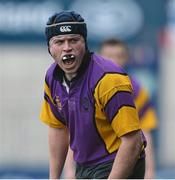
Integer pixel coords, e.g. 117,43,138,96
99,38,158,179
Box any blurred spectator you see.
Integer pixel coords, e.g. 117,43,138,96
99,38,158,179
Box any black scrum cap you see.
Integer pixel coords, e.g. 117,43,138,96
45,11,87,46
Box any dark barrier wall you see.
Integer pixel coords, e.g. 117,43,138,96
0,0,166,44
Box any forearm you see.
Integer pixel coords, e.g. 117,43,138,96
108,130,142,179
144,131,155,179
49,151,68,179
64,147,75,179
49,127,69,179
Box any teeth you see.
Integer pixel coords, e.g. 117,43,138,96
62,55,75,61
63,56,68,60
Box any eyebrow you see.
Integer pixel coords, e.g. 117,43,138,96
49,35,82,45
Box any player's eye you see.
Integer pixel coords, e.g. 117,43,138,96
55,40,64,45
50,39,64,46
70,38,79,43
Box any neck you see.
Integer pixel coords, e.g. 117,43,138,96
65,73,77,81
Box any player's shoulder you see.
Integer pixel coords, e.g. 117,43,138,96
93,53,130,85
45,62,57,86
92,54,132,95
92,53,127,75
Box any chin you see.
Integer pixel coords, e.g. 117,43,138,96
64,69,77,74
64,65,80,74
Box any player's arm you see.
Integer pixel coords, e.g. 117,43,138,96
108,130,142,179
143,131,155,179
95,73,144,178
40,75,69,178
49,126,69,179
63,147,75,179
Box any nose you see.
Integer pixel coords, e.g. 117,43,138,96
63,41,72,52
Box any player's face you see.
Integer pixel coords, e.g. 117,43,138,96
100,45,128,68
49,34,86,80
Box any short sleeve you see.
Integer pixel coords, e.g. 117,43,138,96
39,77,65,128
95,73,141,137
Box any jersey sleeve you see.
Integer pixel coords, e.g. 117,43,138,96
134,87,158,131
95,73,141,137
40,76,65,129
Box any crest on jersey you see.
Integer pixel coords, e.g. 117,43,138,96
55,95,62,110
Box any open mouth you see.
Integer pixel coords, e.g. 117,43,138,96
62,54,76,65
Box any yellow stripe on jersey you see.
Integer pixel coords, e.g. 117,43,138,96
140,107,158,130
44,82,54,105
40,99,65,128
94,116,121,153
94,73,133,107
111,106,141,137
135,88,149,111
94,73,140,153
94,106,140,153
